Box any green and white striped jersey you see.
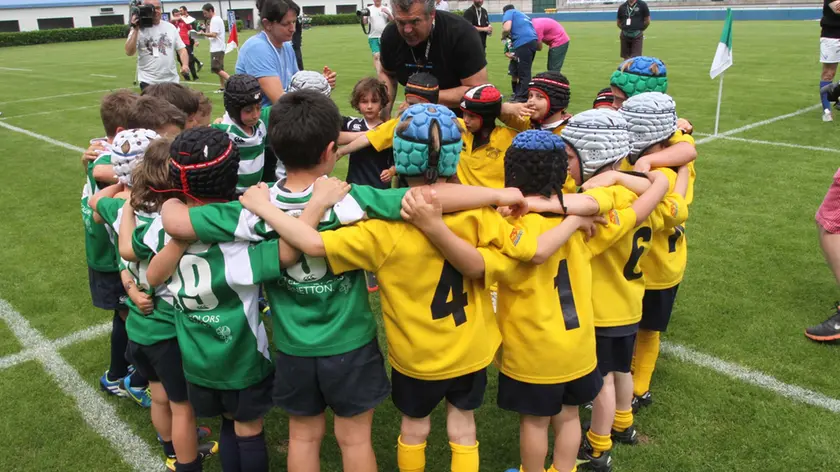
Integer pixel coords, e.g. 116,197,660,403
212,108,274,193
96,197,177,346
137,215,280,390
187,182,408,357
81,152,119,272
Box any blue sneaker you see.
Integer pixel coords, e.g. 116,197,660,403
259,297,271,317
504,469,520,472
99,370,127,397
123,373,151,408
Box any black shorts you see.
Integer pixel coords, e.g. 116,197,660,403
273,339,390,418
187,372,274,422
595,330,637,376
497,368,603,417
88,268,127,311
128,338,189,403
391,368,487,419
210,51,225,72
639,285,680,332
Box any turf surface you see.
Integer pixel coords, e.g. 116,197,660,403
1,19,840,471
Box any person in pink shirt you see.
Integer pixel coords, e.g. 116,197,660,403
533,17,570,72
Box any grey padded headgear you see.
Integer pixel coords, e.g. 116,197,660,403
287,70,331,97
560,108,631,183
619,92,677,160
111,129,160,187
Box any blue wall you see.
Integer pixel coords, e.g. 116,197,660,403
488,7,821,22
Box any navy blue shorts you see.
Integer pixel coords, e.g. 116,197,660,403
88,268,127,311
497,368,603,417
392,368,487,418
640,285,680,332
188,372,274,422
595,330,637,375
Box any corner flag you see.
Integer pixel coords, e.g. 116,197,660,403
225,10,239,54
710,9,733,79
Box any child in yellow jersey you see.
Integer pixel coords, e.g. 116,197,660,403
617,92,696,411
238,105,605,472
458,84,517,189
494,116,664,472
502,71,572,134
561,108,691,471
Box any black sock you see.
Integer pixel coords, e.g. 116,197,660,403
219,417,241,472
109,311,129,379
162,440,176,458
129,369,148,388
175,457,203,472
237,432,268,472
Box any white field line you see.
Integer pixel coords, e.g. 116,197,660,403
0,321,111,370
0,121,85,152
697,104,822,144
0,105,100,121
90,74,118,79
661,341,840,413
694,134,840,154
0,89,112,105
0,299,163,471
0,67,33,72
0,121,84,153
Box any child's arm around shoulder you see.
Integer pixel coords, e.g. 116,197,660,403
90,183,125,224
277,177,351,268
119,200,140,262
146,239,191,287
239,183,328,258
120,269,153,314
633,131,697,172
402,187,485,279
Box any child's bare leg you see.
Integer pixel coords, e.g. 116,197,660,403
398,415,431,472
288,414,326,472
614,372,634,413
169,400,198,464
590,373,615,437
550,405,581,472
447,403,479,472
520,415,550,472
149,381,172,441
335,409,377,472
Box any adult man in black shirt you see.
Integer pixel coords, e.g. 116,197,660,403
616,0,649,59
463,0,492,51
820,0,840,121
379,0,488,116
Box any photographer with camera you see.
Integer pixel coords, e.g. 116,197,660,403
125,0,190,90
359,0,393,75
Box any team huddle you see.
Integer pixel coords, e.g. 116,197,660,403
80,54,696,472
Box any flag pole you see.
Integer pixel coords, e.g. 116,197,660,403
714,71,724,135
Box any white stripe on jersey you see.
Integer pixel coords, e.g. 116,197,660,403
218,242,272,361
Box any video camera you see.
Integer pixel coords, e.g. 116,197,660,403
356,4,371,34
129,0,155,28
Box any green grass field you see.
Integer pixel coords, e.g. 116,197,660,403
2,19,840,471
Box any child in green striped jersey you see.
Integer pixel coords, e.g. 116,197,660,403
212,74,272,193
91,132,220,471
83,90,141,399
144,127,327,472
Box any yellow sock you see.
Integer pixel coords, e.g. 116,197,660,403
398,436,427,472
613,408,634,432
586,429,612,458
633,329,661,397
547,465,575,472
450,441,479,472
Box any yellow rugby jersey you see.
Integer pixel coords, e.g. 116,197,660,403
666,131,697,205
321,207,537,381
489,210,631,384
456,126,516,188
367,116,467,153
591,186,689,328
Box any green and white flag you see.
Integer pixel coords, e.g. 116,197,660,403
710,8,733,79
